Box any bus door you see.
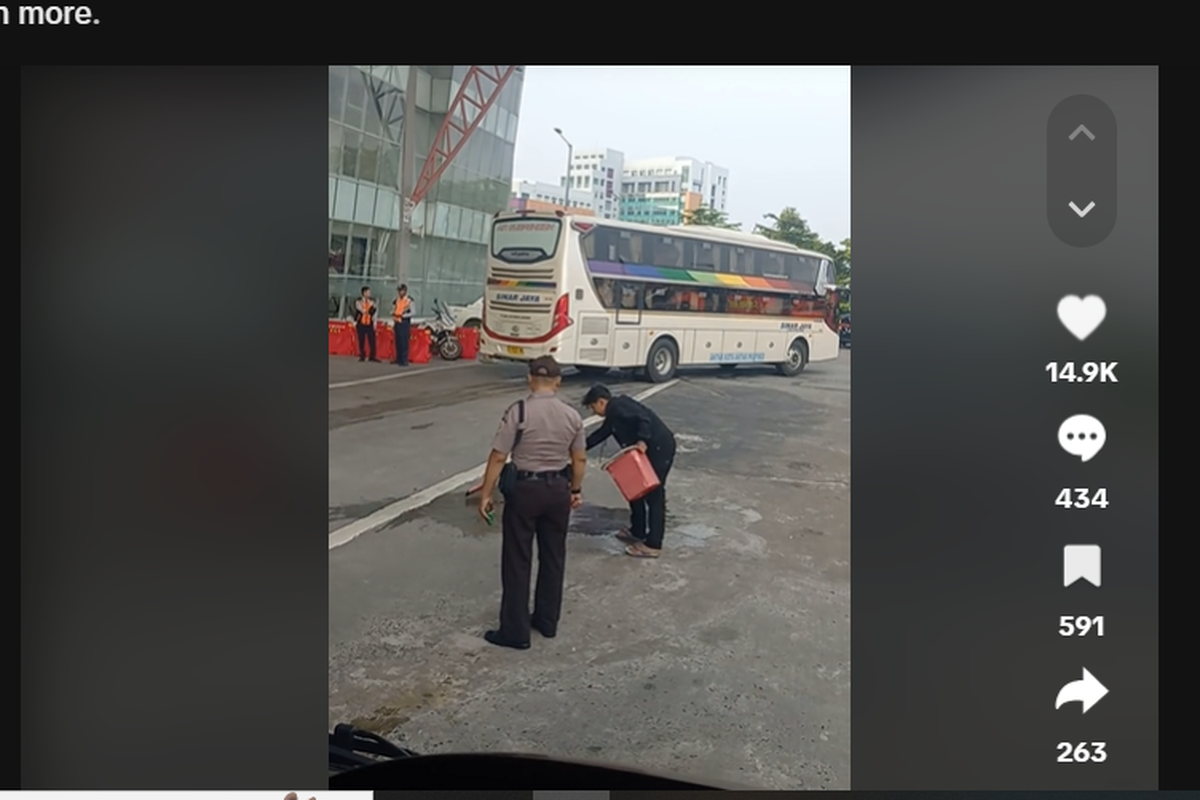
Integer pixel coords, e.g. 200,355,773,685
614,281,643,325
613,281,643,367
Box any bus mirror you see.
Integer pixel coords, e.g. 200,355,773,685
815,260,833,296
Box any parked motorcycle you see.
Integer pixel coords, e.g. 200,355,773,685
420,299,463,360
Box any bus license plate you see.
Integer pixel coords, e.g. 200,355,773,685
507,346,524,356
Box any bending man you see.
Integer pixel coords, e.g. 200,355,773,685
582,383,677,559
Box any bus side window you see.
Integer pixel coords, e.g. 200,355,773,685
785,253,820,286
654,236,683,269
679,239,695,270
732,247,753,275
590,227,616,262
618,231,642,264
593,278,616,308
619,283,640,309
756,250,786,279
693,241,717,271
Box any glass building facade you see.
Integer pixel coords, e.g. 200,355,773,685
329,66,524,318
618,193,686,227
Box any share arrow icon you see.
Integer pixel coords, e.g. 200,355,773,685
1055,667,1108,713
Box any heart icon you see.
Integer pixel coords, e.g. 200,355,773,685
1057,295,1106,341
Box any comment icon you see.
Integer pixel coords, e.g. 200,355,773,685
1058,414,1106,462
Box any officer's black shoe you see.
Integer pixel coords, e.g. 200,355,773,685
531,620,557,639
484,630,530,649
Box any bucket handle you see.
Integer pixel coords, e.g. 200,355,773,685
601,445,642,470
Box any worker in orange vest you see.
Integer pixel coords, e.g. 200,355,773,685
353,286,379,362
392,284,413,366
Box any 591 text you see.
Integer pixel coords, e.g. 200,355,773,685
1046,362,1118,383
1059,615,1104,636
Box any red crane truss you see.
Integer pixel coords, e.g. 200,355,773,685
409,66,519,209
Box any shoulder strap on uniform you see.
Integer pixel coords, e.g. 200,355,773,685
512,400,526,447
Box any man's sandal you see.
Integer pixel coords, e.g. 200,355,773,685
615,529,643,544
625,543,660,558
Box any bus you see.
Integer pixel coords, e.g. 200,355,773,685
479,210,841,382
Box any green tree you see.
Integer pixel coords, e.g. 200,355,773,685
683,205,741,229
753,207,825,251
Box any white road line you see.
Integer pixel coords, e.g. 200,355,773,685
328,378,680,550
329,360,476,389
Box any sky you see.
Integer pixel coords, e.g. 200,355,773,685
511,66,850,244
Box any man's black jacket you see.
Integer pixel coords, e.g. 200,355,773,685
586,395,675,453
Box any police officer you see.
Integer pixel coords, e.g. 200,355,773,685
477,356,588,649
582,383,677,558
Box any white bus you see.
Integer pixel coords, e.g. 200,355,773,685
479,210,842,382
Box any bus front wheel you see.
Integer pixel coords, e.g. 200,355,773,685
776,338,809,377
645,339,678,383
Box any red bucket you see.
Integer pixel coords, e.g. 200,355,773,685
603,447,661,502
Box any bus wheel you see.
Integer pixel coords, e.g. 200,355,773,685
776,338,809,377
646,338,678,383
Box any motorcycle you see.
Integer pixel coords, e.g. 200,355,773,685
419,298,463,360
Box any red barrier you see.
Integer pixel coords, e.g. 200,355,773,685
455,326,480,360
409,327,432,364
375,323,396,362
329,321,356,356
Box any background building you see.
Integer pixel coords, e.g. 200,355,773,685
329,65,524,318
619,156,729,226
564,148,625,219
509,179,594,215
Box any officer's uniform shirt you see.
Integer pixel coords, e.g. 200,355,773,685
491,390,586,472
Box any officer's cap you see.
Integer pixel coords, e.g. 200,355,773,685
528,356,562,378
582,383,611,406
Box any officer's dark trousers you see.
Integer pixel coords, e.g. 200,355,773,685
356,323,376,360
394,319,411,365
499,475,572,642
629,440,676,550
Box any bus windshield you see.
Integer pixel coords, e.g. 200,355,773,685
490,218,562,264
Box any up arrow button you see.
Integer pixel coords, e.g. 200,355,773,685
1048,95,1116,246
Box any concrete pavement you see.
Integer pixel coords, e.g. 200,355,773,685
328,352,852,789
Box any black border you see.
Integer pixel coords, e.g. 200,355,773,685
1157,65,1186,792
19,66,330,788
851,66,1163,789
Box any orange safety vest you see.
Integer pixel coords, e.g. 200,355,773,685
393,296,412,321
358,299,375,325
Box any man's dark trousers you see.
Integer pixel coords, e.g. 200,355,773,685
395,319,411,365
356,323,376,360
499,475,572,642
629,439,676,549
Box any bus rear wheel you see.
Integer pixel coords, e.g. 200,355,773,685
776,338,809,377
645,338,678,383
